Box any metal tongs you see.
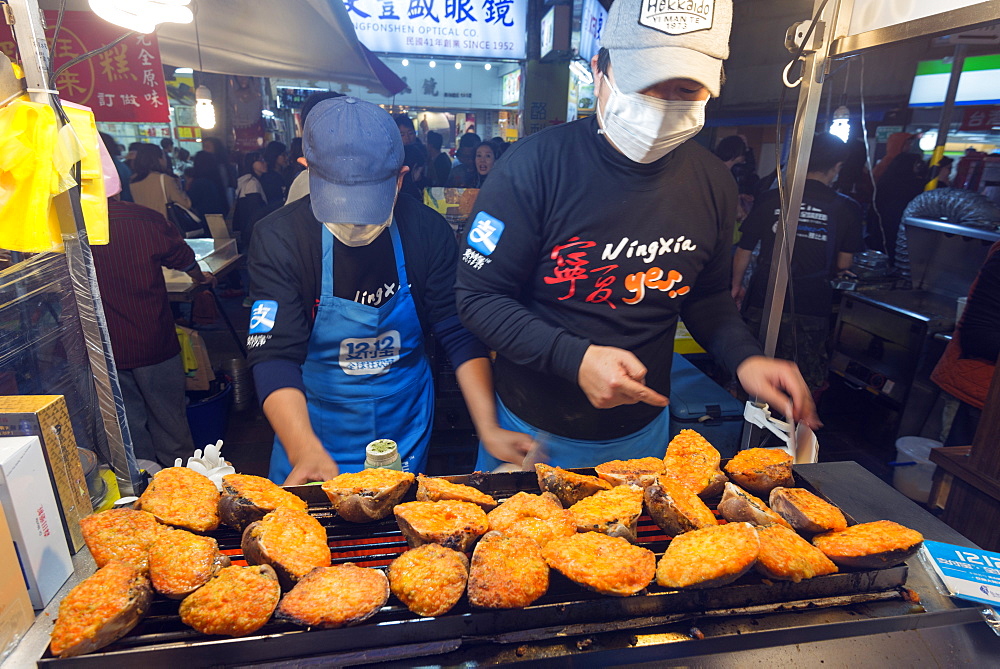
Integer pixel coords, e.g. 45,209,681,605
743,401,819,464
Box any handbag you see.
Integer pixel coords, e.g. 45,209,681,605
160,174,206,238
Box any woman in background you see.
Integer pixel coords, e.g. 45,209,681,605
186,151,229,216
129,143,191,219
473,142,496,188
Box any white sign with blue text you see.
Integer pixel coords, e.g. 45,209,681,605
345,0,527,59
923,539,1000,607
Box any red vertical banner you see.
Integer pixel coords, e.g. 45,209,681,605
0,11,170,123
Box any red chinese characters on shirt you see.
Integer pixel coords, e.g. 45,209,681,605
543,237,618,309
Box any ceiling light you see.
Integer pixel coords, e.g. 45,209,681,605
88,0,192,34
429,60,436,68
174,67,193,75
401,59,409,67
484,63,492,71
195,85,216,130
829,105,850,143
455,62,462,70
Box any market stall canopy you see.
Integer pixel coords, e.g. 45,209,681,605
39,0,406,95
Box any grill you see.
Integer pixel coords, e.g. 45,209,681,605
38,469,911,668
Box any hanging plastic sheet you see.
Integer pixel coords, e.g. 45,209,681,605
0,96,109,252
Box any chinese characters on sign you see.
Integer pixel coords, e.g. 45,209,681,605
0,11,169,123
346,0,526,59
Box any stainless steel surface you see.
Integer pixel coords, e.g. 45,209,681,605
830,1,1000,59
831,290,951,436
2,551,96,669
904,218,1000,300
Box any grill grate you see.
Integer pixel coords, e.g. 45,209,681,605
39,470,910,668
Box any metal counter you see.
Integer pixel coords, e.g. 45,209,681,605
4,463,997,668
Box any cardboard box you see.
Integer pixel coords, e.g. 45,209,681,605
0,500,34,661
0,396,91,552
0,436,73,609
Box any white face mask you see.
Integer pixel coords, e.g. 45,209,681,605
325,216,392,247
597,76,708,164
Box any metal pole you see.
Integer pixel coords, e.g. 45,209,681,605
740,0,846,450
925,44,967,190
7,0,143,495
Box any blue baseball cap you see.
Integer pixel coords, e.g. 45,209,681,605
304,97,404,225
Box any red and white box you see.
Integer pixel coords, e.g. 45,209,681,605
0,436,73,609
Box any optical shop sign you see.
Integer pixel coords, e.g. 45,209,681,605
345,0,527,59
0,11,169,123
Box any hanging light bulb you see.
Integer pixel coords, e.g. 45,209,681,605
195,85,216,130
484,63,492,71
829,105,851,143
88,0,193,34
401,59,409,67
455,62,462,70
429,60,437,68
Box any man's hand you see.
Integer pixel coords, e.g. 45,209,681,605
198,271,218,288
731,284,746,309
578,345,669,410
480,426,534,466
282,447,340,485
736,355,821,430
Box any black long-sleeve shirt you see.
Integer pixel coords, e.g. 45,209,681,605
248,194,487,403
455,116,762,440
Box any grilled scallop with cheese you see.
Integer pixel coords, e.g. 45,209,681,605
660,429,728,498
594,457,666,488
277,564,389,628
644,476,718,537
242,508,331,589
755,525,838,582
568,484,644,542
321,468,415,523
468,531,549,609
80,508,166,573
656,522,760,589
769,487,848,535
49,561,153,658
389,544,469,617
723,448,794,496
148,529,230,599
535,463,612,507
136,467,220,532
543,532,656,597
487,491,576,549
219,474,308,532
416,475,498,511
813,520,924,569
717,482,793,529
179,564,281,637
393,500,490,552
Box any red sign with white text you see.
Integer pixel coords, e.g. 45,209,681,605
0,11,169,123
959,106,1000,132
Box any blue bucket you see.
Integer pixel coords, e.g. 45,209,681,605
186,378,233,449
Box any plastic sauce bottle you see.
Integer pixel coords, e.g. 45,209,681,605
364,439,402,471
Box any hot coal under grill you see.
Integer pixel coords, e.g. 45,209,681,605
38,470,914,668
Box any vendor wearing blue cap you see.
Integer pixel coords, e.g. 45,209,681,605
247,97,532,484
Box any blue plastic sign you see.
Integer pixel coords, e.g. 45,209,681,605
923,539,1000,607
345,0,527,59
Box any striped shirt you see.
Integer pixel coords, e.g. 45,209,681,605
91,200,195,369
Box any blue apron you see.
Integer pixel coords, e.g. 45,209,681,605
475,395,672,471
269,222,434,481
